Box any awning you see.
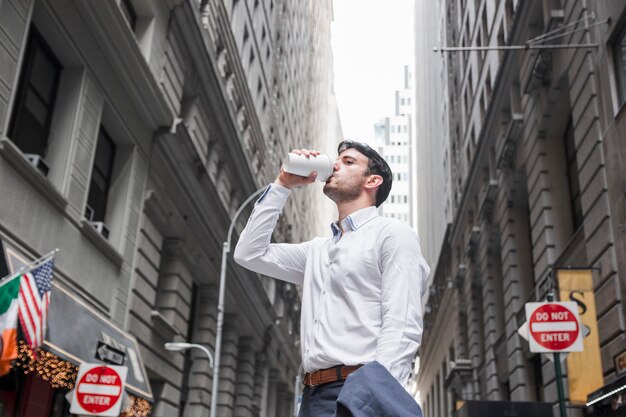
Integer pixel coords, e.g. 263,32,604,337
44,284,153,401
1,239,152,401
586,372,626,408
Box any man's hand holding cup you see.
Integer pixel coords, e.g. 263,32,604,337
275,149,333,189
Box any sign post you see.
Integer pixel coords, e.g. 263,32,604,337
525,297,583,417
70,363,128,416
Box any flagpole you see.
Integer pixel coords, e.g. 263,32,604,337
27,248,59,268
0,248,59,282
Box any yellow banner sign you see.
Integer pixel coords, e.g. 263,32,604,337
557,269,603,404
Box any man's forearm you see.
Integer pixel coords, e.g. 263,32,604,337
233,184,307,285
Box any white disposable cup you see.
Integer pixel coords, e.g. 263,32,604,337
282,153,334,182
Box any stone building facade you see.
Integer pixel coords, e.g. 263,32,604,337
415,0,626,416
0,0,338,416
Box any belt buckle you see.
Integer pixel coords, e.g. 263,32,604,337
303,371,322,387
309,372,321,387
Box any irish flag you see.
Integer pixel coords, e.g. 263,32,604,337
0,273,20,376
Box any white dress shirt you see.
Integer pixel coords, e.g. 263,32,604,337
234,184,430,386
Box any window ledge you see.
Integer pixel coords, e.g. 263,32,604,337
0,137,67,212
79,219,124,267
150,310,179,339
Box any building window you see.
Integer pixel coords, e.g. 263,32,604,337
8,28,61,160
86,128,117,224
498,24,506,62
505,0,514,34
563,118,583,231
243,24,249,44
614,23,626,108
120,0,137,31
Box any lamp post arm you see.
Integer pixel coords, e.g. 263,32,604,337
164,342,214,374
210,185,267,417
191,344,214,369
226,187,267,249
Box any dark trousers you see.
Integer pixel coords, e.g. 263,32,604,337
298,380,345,417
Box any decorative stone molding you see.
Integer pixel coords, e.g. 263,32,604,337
496,113,523,169
217,48,231,79
465,226,482,260
236,106,249,133
478,179,499,220
207,143,224,183
226,74,238,107
455,263,467,288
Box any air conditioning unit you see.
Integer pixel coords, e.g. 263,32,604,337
89,221,110,239
84,205,95,222
24,153,49,176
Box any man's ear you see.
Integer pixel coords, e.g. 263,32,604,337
364,175,383,190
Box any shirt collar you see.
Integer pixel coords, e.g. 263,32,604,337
330,206,379,239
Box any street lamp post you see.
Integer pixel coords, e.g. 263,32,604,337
210,187,265,417
293,363,302,417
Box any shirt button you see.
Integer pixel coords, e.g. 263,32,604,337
322,291,326,295
314,319,318,323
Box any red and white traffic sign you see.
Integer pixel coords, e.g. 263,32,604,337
70,363,128,416
525,302,583,353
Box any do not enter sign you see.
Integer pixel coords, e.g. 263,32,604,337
525,302,583,353
70,363,128,416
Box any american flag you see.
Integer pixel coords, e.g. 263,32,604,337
18,258,54,350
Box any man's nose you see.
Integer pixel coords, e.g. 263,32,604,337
333,160,340,171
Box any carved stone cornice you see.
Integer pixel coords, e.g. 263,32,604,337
495,113,523,170
198,0,268,180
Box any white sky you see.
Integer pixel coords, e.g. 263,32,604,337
331,0,415,144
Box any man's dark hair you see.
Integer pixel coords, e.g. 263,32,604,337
337,140,392,207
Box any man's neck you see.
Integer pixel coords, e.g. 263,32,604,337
336,198,375,231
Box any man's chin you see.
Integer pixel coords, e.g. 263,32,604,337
322,183,334,198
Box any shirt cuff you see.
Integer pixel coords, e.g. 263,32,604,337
256,183,291,205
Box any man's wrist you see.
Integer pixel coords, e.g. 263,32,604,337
271,181,292,192
274,176,293,189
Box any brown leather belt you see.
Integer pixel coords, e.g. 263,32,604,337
303,365,362,387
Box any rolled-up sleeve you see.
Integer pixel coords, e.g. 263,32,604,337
234,184,310,286
374,223,430,384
